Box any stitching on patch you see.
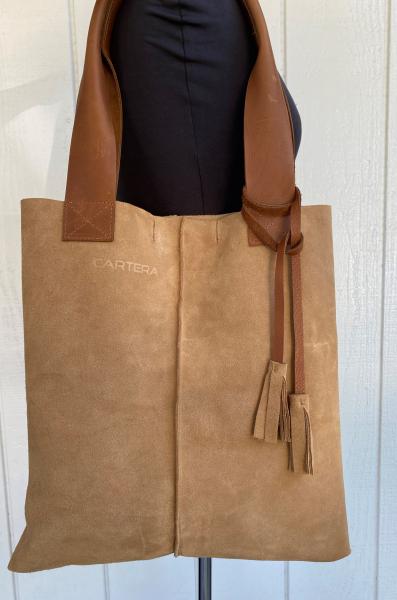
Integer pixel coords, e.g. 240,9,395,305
64,202,110,240
64,203,112,239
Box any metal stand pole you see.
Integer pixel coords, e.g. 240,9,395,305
198,557,212,600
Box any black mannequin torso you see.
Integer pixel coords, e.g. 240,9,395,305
110,0,301,216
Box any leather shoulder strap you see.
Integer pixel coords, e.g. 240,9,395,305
240,0,295,208
62,0,295,241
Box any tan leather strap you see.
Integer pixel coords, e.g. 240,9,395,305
272,234,288,364
288,190,305,394
62,0,295,241
243,187,305,397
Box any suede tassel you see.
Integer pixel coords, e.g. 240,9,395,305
253,360,291,443
246,189,312,474
287,394,314,475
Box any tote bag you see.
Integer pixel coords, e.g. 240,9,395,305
8,0,350,572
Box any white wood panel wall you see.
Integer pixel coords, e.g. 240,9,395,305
0,1,396,599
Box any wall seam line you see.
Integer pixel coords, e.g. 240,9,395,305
103,564,110,600
282,0,288,82
375,0,393,599
0,393,20,600
67,0,79,107
284,560,290,600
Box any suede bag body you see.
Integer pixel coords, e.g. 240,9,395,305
9,200,350,572
8,0,350,572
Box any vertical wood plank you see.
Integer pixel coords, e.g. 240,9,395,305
378,1,397,598
261,0,284,68
0,407,17,599
71,0,95,84
285,0,387,598
213,558,287,600
214,2,287,597
0,1,106,598
107,557,196,600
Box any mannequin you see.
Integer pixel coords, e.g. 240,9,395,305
110,0,301,216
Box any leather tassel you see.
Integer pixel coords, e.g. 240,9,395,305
288,394,314,475
253,360,289,443
279,379,291,442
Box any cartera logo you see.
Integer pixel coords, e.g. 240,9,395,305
93,258,158,276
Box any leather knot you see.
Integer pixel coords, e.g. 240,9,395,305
245,185,310,473
286,232,304,256
241,185,299,218
241,185,303,254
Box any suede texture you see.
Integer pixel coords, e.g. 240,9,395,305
8,199,350,572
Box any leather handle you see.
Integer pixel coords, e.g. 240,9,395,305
62,0,296,242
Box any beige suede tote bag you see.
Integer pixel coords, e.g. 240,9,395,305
8,0,350,573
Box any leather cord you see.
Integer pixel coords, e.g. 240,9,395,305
288,189,305,394
241,187,305,396
273,234,288,364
